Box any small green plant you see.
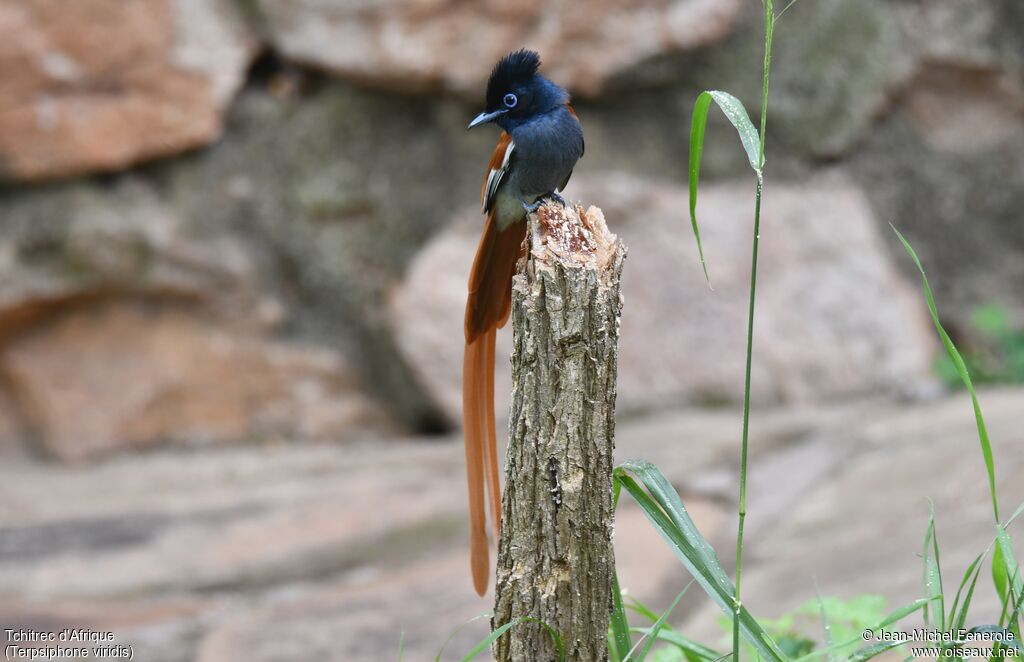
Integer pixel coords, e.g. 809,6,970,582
935,304,1024,386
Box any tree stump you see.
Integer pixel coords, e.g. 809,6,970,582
493,201,626,661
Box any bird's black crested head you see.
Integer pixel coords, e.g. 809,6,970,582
469,49,568,131
485,49,542,110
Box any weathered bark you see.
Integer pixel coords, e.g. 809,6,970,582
493,202,626,661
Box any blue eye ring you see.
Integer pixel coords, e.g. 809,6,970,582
503,93,518,108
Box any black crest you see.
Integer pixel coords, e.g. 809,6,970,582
486,49,541,108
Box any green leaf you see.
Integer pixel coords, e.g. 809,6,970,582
994,542,1010,607
436,612,492,662
922,502,945,630
704,91,763,173
627,585,690,662
876,598,934,630
626,596,664,624
814,588,836,662
459,617,565,662
949,552,985,632
848,640,906,662
891,225,1000,524
610,632,623,662
1006,592,1024,645
995,524,1024,623
615,461,788,662
688,90,762,285
459,620,519,661
631,629,724,662
612,572,634,660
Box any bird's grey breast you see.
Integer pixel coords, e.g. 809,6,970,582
508,107,583,198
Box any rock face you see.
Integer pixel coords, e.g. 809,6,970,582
391,172,938,420
0,0,255,181
0,177,386,461
254,0,743,95
0,0,1019,460
768,0,915,158
846,2,1024,329
3,302,382,461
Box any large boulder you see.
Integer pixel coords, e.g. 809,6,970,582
390,171,938,421
3,303,383,462
843,1,1024,329
0,177,386,461
0,0,256,181
254,0,742,96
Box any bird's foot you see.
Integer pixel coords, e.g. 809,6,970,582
546,191,568,207
520,192,568,215
520,198,544,214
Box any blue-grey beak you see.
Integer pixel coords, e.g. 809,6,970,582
467,109,508,130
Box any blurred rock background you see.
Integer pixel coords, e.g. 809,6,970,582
1,1,1022,660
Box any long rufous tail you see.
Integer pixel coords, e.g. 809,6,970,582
463,213,526,595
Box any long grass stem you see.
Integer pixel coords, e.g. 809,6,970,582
733,3,774,662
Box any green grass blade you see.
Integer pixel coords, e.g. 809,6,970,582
688,90,762,286
1007,589,1024,642
615,463,787,662
459,620,518,661
688,92,713,285
792,598,933,662
436,613,492,661
994,542,1010,608
627,584,690,662
632,629,724,662
626,596,664,624
459,617,565,662
950,552,985,632
875,598,934,629
537,619,567,662
891,225,1000,523
625,595,724,662
922,502,945,630
848,640,906,662
619,461,725,578
996,525,1023,594
609,631,622,662
612,572,634,660
1008,500,1024,527
814,587,836,662
398,629,405,662
708,91,763,172
995,525,1023,627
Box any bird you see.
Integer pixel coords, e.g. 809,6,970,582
462,49,585,595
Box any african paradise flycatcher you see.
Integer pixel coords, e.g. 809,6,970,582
463,49,585,595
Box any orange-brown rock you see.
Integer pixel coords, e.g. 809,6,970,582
1,301,387,462
255,0,742,96
391,172,939,420
0,0,255,181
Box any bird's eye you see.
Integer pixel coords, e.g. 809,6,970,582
503,93,518,108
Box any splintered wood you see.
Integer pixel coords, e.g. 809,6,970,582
527,201,621,283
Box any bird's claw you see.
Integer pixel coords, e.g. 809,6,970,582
520,198,543,214
547,192,567,207
520,192,569,215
